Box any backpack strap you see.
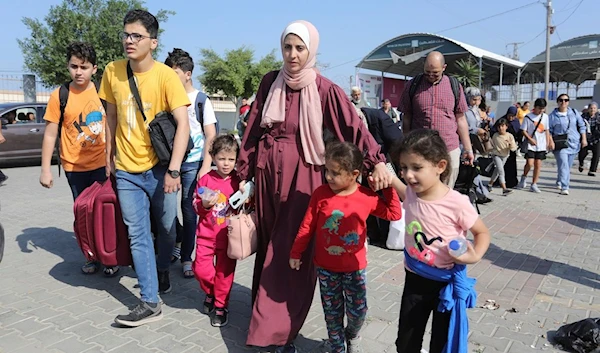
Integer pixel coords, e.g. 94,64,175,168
447,75,462,111
195,91,208,129
408,73,424,106
56,83,70,177
126,61,147,122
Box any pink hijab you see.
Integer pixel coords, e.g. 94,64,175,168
260,20,325,166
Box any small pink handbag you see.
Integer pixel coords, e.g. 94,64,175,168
227,207,258,260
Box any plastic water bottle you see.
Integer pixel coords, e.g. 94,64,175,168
448,238,468,257
197,186,217,201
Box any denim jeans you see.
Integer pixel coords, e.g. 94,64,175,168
65,166,107,200
180,161,200,263
554,149,577,191
116,164,177,303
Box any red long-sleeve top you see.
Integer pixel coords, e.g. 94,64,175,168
290,184,401,272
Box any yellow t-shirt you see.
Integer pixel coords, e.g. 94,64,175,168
44,85,106,172
98,60,190,172
517,108,529,125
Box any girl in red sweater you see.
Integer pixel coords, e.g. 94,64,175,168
289,141,401,353
193,135,240,327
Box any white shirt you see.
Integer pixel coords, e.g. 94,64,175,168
186,89,217,163
521,112,549,152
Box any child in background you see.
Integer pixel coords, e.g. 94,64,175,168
487,118,518,195
383,129,490,353
193,135,240,327
289,141,401,353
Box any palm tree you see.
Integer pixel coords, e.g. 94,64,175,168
451,58,483,88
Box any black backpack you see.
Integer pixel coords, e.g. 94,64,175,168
408,73,463,111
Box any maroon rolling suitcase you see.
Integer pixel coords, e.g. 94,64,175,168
73,177,132,267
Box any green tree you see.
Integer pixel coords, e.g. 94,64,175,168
198,47,282,105
17,0,174,87
450,57,484,88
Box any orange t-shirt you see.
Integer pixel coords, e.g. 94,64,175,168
44,84,106,172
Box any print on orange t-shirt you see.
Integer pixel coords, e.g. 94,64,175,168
44,85,106,172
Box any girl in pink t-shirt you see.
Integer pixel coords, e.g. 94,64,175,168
386,129,491,353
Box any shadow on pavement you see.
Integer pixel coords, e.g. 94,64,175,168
485,243,600,290
557,216,600,233
15,226,140,308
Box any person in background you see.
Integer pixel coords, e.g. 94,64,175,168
164,48,217,278
490,106,521,188
351,87,369,108
0,117,6,186
517,101,530,126
380,98,399,123
486,106,495,122
548,94,587,195
518,98,550,193
578,102,600,176
464,87,489,156
487,118,517,195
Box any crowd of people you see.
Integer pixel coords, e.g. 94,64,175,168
0,7,593,353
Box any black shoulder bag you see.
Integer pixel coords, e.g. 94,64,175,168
552,116,570,150
127,61,193,165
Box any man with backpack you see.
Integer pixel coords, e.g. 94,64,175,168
39,42,119,277
399,51,474,188
99,10,191,327
164,48,217,279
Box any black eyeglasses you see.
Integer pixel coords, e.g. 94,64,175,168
558,98,570,103
119,32,155,43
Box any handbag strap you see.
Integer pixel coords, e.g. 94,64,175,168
527,116,543,139
127,61,148,122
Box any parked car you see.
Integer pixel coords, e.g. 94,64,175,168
0,102,50,165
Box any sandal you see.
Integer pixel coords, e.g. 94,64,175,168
81,261,99,275
182,262,194,279
171,244,181,264
103,266,120,277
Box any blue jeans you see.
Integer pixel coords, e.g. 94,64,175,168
65,166,107,200
554,150,577,191
116,164,177,303
180,161,200,263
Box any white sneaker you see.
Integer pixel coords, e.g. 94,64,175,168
517,176,527,189
560,189,569,195
530,184,541,193
556,181,562,190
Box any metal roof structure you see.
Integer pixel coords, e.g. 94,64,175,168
356,33,525,85
524,34,600,85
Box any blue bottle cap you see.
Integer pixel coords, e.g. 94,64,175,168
198,187,205,194
449,239,461,251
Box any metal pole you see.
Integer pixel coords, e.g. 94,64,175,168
516,68,521,102
478,57,483,88
499,63,504,101
544,0,552,101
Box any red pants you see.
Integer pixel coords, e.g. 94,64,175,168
193,242,237,308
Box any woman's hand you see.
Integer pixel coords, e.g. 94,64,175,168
370,162,393,191
289,258,302,270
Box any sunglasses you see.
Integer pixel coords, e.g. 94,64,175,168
558,98,570,103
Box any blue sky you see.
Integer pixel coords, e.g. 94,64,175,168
0,0,594,90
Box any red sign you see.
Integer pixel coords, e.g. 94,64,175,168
382,77,407,107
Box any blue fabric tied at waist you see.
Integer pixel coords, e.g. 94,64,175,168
403,248,477,353
256,133,297,169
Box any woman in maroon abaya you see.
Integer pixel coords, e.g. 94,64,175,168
237,20,392,352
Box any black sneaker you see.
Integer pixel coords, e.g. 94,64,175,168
158,270,171,294
502,189,514,196
211,307,228,327
203,295,215,314
114,301,162,327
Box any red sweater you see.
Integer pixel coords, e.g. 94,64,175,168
193,170,241,248
290,184,401,272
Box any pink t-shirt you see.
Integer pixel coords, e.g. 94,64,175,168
403,187,478,269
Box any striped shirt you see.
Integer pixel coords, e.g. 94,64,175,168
399,75,468,151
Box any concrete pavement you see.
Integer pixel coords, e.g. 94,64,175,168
0,160,598,353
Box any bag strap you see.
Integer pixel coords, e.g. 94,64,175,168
447,75,462,111
528,115,542,139
55,82,70,177
408,73,424,107
126,61,147,122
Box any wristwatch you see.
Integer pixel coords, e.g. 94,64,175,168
167,169,180,178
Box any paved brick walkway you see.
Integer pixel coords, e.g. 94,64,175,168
0,160,598,353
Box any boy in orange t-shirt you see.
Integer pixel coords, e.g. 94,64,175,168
39,42,116,276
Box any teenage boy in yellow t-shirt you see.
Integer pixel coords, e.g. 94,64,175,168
40,42,119,277
99,9,190,327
